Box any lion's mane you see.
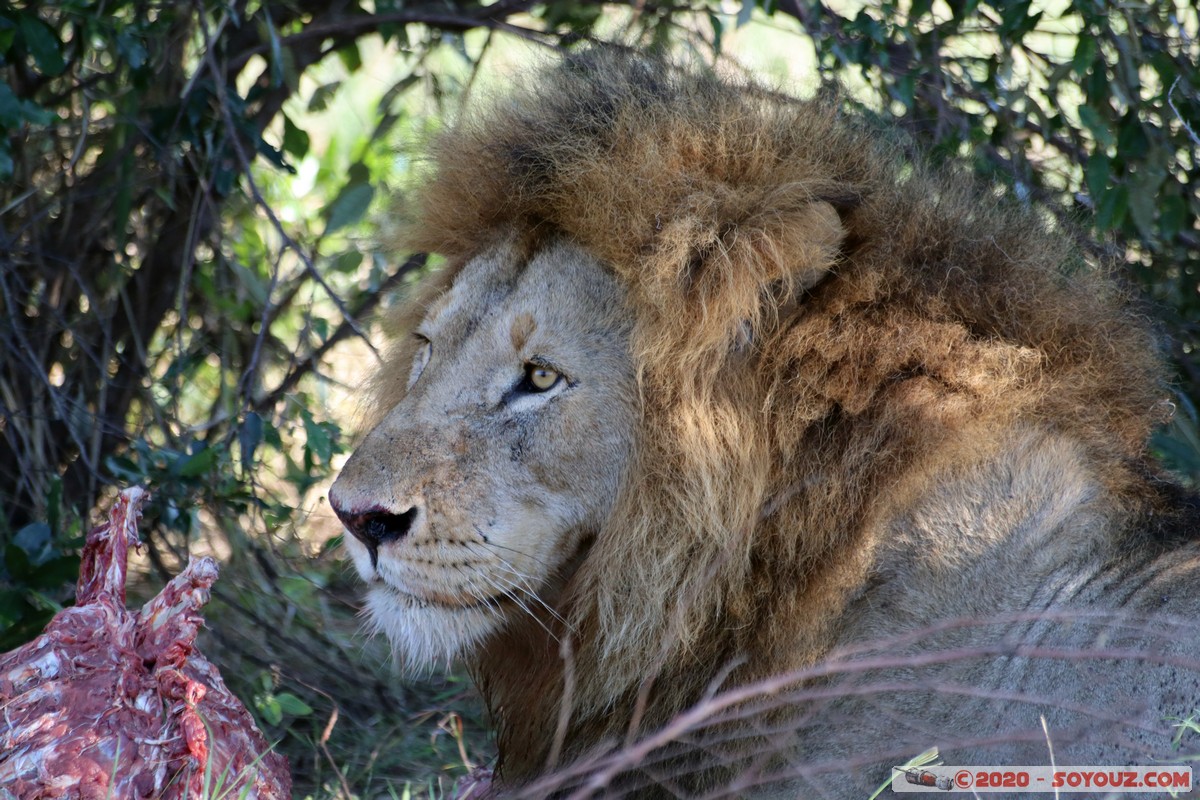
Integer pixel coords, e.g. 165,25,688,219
391,52,1171,781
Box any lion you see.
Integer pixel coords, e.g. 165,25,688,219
329,51,1200,797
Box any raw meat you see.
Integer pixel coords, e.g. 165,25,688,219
0,487,291,798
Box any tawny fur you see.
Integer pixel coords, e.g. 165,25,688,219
342,51,1200,795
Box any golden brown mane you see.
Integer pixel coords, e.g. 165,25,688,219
393,50,1169,781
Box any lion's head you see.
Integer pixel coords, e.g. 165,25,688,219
331,52,1177,790
331,237,637,665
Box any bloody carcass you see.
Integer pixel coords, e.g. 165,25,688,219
0,487,291,798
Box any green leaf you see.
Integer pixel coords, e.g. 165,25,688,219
1072,36,1096,77
116,30,148,70
27,555,81,590
998,0,1033,37
1116,45,1141,95
1129,164,1166,239
1160,193,1186,240
331,250,363,274
1150,52,1180,93
302,411,336,465
239,412,263,469
0,589,30,627
1015,10,1042,39
279,575,314,604
0,81,53,129
708,12,723,54
1085,65,1108,102
262,419,283,449
338,43,362,72
0,22,14,57
893,73,916,110
26,589,65,613
1116,117,1149,160
178,444,220,478
255,135,295,174
106,454,146,483
320,534,344,558
1084,155,1110,199
13,523,52,564
323,166,375,236
1094,183,1128,231
260,695,283,726
946,0,981,20
275,692,314,717
0,84,19,129
263,11,284,87
230,260,269,305
4,544,32,577
308,81,341,113
18,14,65,76
1077,105,1115,149
282,115,310,160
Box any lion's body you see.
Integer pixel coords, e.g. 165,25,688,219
330,52,1200,797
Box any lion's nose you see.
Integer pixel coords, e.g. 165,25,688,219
329,496,418,560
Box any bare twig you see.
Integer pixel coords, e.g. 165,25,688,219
1168,77,1200,147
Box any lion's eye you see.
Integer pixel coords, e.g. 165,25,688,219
522,363,561,392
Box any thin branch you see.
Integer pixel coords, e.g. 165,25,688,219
1168,76,1200,147
193,3,380,407
252,253,428,413
226,3,553,73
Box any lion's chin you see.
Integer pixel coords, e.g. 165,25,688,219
364,584,501,671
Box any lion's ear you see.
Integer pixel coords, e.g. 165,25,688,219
637,195,845,361
655,195,845,292
730,197,846,319
773,199,844,294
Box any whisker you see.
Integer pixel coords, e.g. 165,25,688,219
471,568,563,644
491,568,569,627
470,525,565,571
443,553,556,634
460,537,572,629
492,564,572,629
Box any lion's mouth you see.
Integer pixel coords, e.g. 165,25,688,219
374,580,513,612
